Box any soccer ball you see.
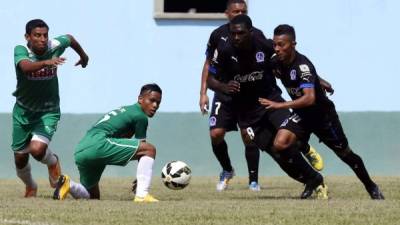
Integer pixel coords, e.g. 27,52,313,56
161,161,192,190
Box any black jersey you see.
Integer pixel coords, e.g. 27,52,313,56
277,51,335,118
209,34,282,126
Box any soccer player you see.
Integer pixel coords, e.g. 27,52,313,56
259,24,384,200
53,84,162,202
200,0,323,191
207,15,327,199
12,19,89,197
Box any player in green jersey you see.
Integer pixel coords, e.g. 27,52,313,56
12,19,89,197
53,84,162,202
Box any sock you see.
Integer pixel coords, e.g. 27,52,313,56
338,151,375,188
69,180,90,199
278,145,320,182
245,144,259,183
266,150,307,184
212,140,233,172
16,163,37,189
40,148,57,166
136,156,154,198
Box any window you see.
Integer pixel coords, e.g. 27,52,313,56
154,0,230,20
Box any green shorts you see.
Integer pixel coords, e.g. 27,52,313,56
11,103,60,151
74,132,140,189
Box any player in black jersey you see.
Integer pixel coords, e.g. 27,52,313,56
259,24,384,199
200,0,323,191
207,15,327,199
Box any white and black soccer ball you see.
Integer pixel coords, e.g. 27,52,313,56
161,161,192,190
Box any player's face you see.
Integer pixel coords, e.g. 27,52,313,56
25,27,49,55
273,34,296,63
230,23,251,50
226,3,247,21
139,91,162,118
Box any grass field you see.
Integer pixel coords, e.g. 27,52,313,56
0,176,399,225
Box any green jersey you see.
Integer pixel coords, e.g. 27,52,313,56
13,35,71,112
89,103,148,139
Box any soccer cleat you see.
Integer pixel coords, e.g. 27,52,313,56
131,179,137,194
216,169,235,191
315,183,329,200
48,154,61,188
305,146,324,171
53,175,70,200
366,184,385,200
300,174,324,199
249,181,261,191
24,186,37,198
134,194,159,203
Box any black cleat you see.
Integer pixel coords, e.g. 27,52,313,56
300,174,323,199
131,179,137,194
366,184,385,200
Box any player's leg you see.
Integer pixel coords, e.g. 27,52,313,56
240,128,260,191
11,104,37,197
132,141,158,202
209,97,236,191
315,113,384,199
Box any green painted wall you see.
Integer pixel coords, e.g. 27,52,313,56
1,112,399,179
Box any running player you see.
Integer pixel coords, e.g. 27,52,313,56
12,19,89,197
200,0,323,191
207,15,327,199
259,24,384,199
53,84,161,202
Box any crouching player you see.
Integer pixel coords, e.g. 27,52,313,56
53,83,162,202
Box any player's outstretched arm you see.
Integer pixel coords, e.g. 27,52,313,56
66,34,89,68
199,59,210,114
259,88,316,110
18,58,66,74
207,74,240,95
318,75,334,95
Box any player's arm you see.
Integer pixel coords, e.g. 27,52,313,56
199,58,210,114
318,75,334,95
66,34,89,68
206,63,240,94
15,46,65,74
259,88,315,109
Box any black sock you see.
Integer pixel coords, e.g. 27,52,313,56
279,145,320,182
338,151,375,188
212,140,233,172
266,150,307,184
245,144,259,184
298,142,311,155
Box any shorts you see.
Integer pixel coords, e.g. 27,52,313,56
280,110,349,153
74,132,140,189
11,103,60,151
209,94,238,132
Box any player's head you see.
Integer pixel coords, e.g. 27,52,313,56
273,24,297,64
25,19,49,55
138,83,162,118
225,0,247,21
229,14,253,50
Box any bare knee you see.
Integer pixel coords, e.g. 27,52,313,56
210,128,225,145
273,130,296,152
29,141,47,160
14,153,29,169
135,142,156,159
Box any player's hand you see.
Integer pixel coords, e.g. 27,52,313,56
322,85,334,95
221,80,240,94
258,98,281,109
44,57,66,66
199,94,209,115
75,53,89,68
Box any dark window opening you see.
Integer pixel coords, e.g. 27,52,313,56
164,0,228,13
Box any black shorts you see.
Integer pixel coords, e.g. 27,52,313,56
209,95,238,132
280,110,349,153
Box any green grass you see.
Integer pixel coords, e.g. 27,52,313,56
0,176,399,225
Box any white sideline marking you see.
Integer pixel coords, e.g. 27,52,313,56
1,218,56,225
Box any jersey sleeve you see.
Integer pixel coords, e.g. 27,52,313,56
134,115,148,140
205,30,219,60
298,63,317,89
14,45,29,66
54,35,71,49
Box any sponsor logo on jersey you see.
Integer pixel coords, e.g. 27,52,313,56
299,64,310,72
231,56,238,62
299,64,312,82
209,116,217,126
290,69,297,80
220,36,228,42
255,52,265,62
286,87,302,97
234,71,264,83
27,66,57,80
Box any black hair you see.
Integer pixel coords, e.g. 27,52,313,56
226,0,247,9
274,24,296,41
26,19,49,34
230,14,252,30
140,83,162,95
